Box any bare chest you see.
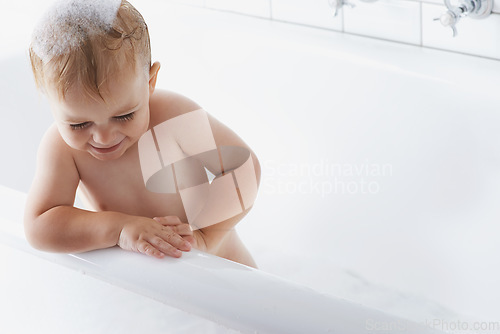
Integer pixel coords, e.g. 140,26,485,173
75,144,187,221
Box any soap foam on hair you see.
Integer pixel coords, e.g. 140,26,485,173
31,0,122,62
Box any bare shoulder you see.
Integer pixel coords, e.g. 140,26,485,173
40,123,70,151
148,89,246,147
36,123,77,168
148,89,261,183
148,89,202,127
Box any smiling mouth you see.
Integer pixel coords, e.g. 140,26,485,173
90,140,124,154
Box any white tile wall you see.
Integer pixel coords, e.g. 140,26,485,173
175,0,500,60
271,0,343,31
344,0,421,45
169,0,206,6
205,0,270,18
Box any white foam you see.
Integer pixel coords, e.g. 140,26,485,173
31,0,122,62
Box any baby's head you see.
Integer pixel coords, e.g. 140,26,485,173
29,0,151,100
29,0,161,160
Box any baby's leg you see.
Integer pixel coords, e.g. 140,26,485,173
216,229,257,269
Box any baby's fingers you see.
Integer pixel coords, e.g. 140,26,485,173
175,223,193,236
153,215,183,226
137,240,167,259
151,236,185,257
158,227,192,252
153,216,192,236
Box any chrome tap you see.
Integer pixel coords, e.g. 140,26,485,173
434,0,493,37
328,0,378,17
328,0,354,17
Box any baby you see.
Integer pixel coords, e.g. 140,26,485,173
24,0,260,268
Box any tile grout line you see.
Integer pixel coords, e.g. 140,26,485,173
419,1,423,46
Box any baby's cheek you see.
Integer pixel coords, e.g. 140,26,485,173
131,113,150,137
60,130,88,150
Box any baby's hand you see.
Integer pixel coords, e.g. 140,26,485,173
152,215,196,248
118,215,192,259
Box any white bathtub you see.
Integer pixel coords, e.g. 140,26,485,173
1,1,500,333
0,185,443,333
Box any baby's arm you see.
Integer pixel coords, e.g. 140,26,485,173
195,112,261,253
155,92,261,253
24,125,191,258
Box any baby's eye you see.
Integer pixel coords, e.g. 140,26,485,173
70,122,90,130
114,112,135,122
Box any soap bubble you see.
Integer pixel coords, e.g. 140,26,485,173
31,0,122,62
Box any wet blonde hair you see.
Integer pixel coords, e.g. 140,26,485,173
29,0,151,101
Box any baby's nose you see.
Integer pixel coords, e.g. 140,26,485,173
92,126,116,146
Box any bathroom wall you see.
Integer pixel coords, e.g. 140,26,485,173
172,0,500,60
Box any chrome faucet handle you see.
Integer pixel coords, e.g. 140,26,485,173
434,0,493,37
328,0,355,17
433,8,460,37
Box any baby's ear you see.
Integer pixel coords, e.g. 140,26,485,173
149,62,161,94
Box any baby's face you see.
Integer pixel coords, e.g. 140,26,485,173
48,67,151,161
